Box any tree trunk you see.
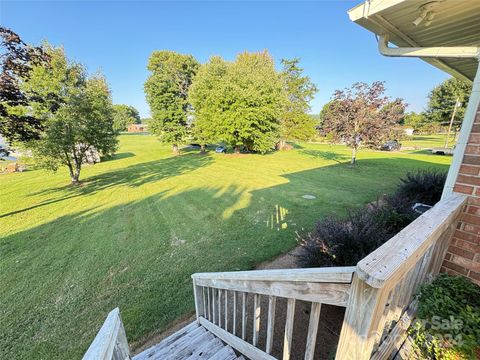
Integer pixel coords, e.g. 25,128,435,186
234,145,241,154
351,147,357,165
172,144,179,154
200,144,206,154
68,163,81,184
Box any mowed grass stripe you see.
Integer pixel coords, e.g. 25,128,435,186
0,135,450,359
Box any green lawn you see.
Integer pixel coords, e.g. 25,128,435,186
401,133,457,149
0,135,451,359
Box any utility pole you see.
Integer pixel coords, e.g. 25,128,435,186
444,97,461,148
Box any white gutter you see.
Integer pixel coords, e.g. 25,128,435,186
377,35,480,200
378,35,480,59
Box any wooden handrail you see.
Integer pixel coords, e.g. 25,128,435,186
82,308,130,360
356,193,466,289
335,194,466,360
192,266,355,283
192,266,355,360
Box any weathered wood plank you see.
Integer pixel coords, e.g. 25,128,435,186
371,301,418,360
224,289,229,331
208,345,237,360
335,274,390,360
304,302,322,360
265,296,276,354
202,287,207,320
283,298,296,360
207,287,212,321
132,322,198,360
233,291,237,336
83,308,130,360
193,280,202,320
194,278,350,306
199,317,276,360
193,266,355,283
218,288,222,328
252,294,261,346
213,287,217,325
241,292,247,340
357,194,465,288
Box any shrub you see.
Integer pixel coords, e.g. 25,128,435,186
410,274,480,359
395,170,447,206
297,204,415,267
297,169,447,268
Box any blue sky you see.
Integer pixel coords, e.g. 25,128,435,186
1,1,450,118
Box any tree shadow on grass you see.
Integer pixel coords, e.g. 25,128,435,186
300,149,349,163
0,156,451,360
102,152,136,162
1,153,213,218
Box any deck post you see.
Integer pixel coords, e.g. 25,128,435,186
335,274,390,360
192,279,204,321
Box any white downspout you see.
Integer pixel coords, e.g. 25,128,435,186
377,35,480,199
442,66,480,199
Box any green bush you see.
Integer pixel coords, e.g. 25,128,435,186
411,274,480,359
297,169,445,268
297,202,418,267
395,169,447,206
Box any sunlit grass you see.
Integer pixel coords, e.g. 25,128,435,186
0,135,451,359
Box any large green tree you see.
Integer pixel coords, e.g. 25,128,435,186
321,81,406,165
278,58,317,149
426,77,471,127
189,56,228,153
144,51,199,154
21,47,117,183
0,27,50,143
223,51,283,153
112,104,140,131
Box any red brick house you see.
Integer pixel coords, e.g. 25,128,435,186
127,123,148,133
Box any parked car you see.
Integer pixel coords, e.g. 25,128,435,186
0,146,10,158
431,147,454,155
215,146,227,153
380,140,401,151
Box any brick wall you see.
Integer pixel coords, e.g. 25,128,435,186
444,107,480,285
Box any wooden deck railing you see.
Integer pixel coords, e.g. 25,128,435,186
191,266,356,360
82,308,131,360
335,193,466,360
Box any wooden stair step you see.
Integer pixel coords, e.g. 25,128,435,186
207,346,237,360
133,322,199,360
133,321,241,360
153,327,207,359
184,337,224,359
165,331,215,360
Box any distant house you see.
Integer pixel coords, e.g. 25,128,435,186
404,127,414,136
127,124,148,133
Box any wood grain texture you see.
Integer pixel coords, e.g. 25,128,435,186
193,266,355,283
357,194,466,288
265,296,276,354
304,302,322,360
283,298,296,360
199,317,276,360
82,308,130,360
194,278,350,306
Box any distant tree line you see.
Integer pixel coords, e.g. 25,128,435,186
144,50,317,154
401,78,471,134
